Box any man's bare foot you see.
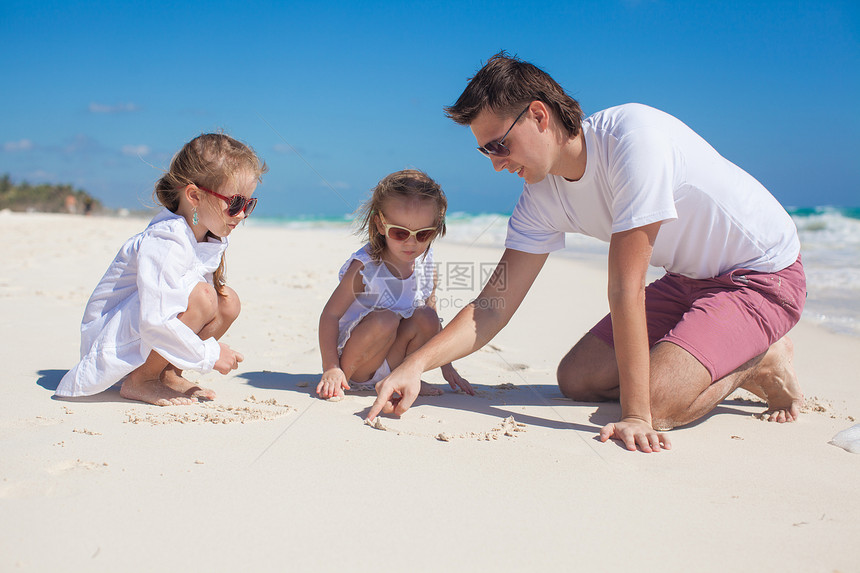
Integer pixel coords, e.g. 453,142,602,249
419,380,443,397
741,337,803,423
120,372,198,407
161,367,216,401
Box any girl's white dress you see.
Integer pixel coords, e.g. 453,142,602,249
336,244,435,383
56,208,227,397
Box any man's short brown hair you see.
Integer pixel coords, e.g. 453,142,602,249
445,51,584,138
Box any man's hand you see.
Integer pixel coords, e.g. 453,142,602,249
599,417,671,453
366,362,423,420
440,363,474,395
316,367,350,399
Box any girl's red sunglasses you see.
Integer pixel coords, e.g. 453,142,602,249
197,185,257,217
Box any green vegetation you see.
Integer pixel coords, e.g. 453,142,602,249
0,173,102,214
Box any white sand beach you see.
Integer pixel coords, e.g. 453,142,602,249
2,211,858,572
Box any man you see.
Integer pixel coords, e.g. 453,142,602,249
368,52,806,453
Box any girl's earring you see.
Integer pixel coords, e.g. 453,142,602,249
192,207,199,226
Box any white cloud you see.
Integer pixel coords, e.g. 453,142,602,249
3,139,33,151
122,144,150,157
88,102,140,114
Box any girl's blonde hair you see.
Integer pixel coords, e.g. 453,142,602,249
154,133,267,295
356,169,447,262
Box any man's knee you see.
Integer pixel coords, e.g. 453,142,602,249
556,358,600,401
556,351,580,396
649,383,680,430
556,335,619,401
649,390,681,430
649,382,699,431
647,341,713,430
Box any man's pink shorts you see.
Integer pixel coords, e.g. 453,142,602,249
590,256,806,382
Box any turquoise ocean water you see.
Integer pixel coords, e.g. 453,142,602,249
253,207,860,338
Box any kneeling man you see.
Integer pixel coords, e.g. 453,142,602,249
369,52,805,453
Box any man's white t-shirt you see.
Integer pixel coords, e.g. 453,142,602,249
505,103,800,279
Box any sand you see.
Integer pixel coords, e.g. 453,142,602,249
1,210,859,572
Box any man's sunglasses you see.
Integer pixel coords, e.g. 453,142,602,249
379,213,437,243
197,185,257,217
476,105,530,157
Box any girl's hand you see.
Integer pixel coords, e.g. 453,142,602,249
441,363,474,395
599,417,671,453
317,367,350,399
214,342,244,374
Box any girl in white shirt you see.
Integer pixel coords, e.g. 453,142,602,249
56,133,267,406
316,170,473,400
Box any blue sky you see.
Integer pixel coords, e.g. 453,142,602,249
2,0,858,217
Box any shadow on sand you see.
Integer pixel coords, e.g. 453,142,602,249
239,369,769,446
36,369,66,392
238,369,599,433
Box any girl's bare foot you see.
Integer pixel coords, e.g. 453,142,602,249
742,337,803,423
419,380,443,397
120,372,198,407
161,367,216,401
